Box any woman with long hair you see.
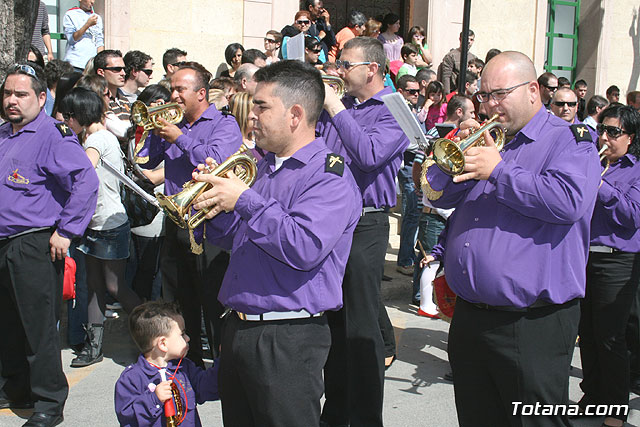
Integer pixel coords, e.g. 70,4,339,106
220,43,245,78
59,87,141,367
577,105,640,427
407,25,432,68
377,13,404,62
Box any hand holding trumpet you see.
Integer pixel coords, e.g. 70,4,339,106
191,158,250,218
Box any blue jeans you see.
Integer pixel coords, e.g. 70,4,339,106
397,165,419,267
412,212,446,300
68,241,88,346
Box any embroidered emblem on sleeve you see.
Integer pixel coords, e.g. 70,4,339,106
570,124,592,142
8,169,29,185
55,122,73,137
325,154,344,176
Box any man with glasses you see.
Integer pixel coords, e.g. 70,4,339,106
94,50,130,127
423,51,600,426
121,50,154,103
537,71,558,109
318,37,409,427
304,0,336,59
0,64,99,427
159,48,188,90
550,87,580,124
63,0,104,71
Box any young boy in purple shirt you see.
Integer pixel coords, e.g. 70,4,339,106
115,302,219,426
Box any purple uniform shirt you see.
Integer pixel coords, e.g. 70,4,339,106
591,153,640,252
205,138,362,314
425,107,601,307
316,86,410,208
0,110,98,238
138,104,242,196
115,355,219,427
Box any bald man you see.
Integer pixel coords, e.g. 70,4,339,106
423,51,600,425
550,87,579,123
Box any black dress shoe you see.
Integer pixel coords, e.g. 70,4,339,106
22,412,63,427
0,397,34,409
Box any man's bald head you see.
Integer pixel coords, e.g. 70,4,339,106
479,51,541,135
551,87,577,103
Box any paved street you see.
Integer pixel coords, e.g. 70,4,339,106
2,214,640,426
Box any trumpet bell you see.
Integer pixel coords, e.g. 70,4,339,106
131,101,184,131
432,114,505,176
322,75,346,99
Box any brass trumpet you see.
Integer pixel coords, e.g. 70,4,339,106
599,144,610,176
322,75,346,99
156,145,258,229
432,114,506,175
131,100,184,130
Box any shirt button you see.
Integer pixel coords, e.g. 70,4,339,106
474,217,479,222
462,270,467,275
233,274,238,280
464,242,470,247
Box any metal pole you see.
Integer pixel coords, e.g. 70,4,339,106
457,0,472,94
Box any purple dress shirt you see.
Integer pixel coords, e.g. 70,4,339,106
590,153,640,252
205,138,362,314
425,107,601,307
137,104,243,196
115,355,219,427
316,86,410,208
0,110,98,238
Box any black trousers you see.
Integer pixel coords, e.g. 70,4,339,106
449,298,579,427
579,251,640,420
0,230,68,414
161,219,228,365
131,234,163,301
322,212,389,427
219,313,331,426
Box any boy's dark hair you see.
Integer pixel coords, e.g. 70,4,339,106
58,87,105,127
162,48,187,72
557,76,571,87
400,43,419,59
415,68,436,84
447,94,471,118
456,70,478,87
606,85,620,96
586,95,608,116
44,59,74,90
469,57,484,69
129,301,183,354
254,60,324,125
574,79,587,89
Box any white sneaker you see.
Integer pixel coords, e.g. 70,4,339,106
106,302,122,310
105,309,119,319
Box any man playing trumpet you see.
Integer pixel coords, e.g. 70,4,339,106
191,60,362,426
423,51,601,426
136,62,243,367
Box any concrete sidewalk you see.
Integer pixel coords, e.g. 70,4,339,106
2,214,639,426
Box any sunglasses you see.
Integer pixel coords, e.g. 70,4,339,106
103,66,124,73
171,61,186,67
11,63,38,78
264,38,277,43
335,60,378,70
296,20,311,25
310,48,322,53
543,84,558,91
405,89,420,95
140,69,153,76
552,101,577,107
597,123,630,139
62,112,74,120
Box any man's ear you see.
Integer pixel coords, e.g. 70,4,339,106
96,69,105,77
289,104,305,128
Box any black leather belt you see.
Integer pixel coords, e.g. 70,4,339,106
467,298,556,312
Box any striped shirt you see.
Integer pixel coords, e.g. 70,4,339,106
31,1,50,57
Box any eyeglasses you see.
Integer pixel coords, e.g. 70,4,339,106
296,20,311,25
476,81,530,103
171,61,186,67
11,64,38,78
552,101,577,107
335,60,378,70
103,66,125,73
264,38,277,43
405,89,420,95
596,123,630,139
62,112,74,120
543,84,558,92
140,69,153,76
310,48,322,54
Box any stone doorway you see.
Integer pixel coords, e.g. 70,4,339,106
322,0,408,36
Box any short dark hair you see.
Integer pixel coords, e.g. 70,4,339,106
537,72,557,87
396,74,418,91
557,76,571,87
58,87,105,127
606,85,620,96
211,77,235,92
124,50,153,80
137,84,171,105
628,91,640,105
44,59,74,90
400,43,419,59
242,49,267,65
415,68,436,84
469,57,484,70
305,35,322,51
266,30,283,44
459,29,475,38
253,60,324,125
457,70,478,87
598,104,640,159
129,302,183,354
347,10,366,27
162,48,187,72
224,43,245,66
176,61,212,94
51,71,83,116
586,95,608,116
446,94,472,118
28,45,45,69
343,37,386,78
574,79,587,89
4,63,47,96
94,49,123,72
